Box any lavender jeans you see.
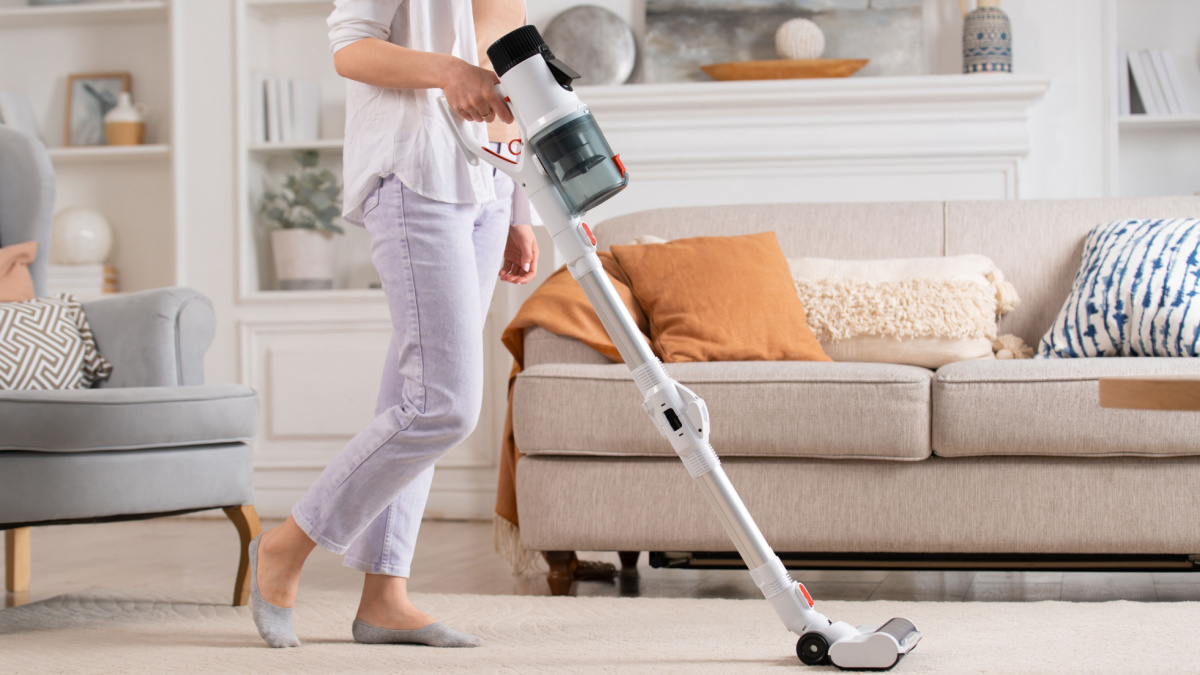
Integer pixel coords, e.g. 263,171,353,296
292,169,512,577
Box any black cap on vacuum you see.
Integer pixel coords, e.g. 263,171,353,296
487,25,581,90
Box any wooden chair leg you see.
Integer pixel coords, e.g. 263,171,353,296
544,551,575,596
618,551,640,571
223,505,262,607
5,527,31,594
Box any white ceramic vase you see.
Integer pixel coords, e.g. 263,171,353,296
104,92,148,146
270,228,338,290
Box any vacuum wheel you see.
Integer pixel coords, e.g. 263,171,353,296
796,632,831,666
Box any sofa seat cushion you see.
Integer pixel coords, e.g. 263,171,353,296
0,384,258,452
934,358,1200,458
514,361,932,460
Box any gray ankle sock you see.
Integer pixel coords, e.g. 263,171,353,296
352,618,482,648
249,534,301,648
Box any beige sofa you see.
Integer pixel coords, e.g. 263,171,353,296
512,197,1200,587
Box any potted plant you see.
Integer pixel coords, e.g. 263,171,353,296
259,150,346,290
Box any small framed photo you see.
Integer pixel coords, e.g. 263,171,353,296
64,72,131,146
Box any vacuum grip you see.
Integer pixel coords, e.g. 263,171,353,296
436,95,482,166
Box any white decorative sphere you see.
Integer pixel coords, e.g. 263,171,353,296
775,18,825,60
51,207,113,264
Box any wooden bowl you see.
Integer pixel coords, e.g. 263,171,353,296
701,58,869,81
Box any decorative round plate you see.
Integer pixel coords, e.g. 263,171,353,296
543,6,637,86
701,58,870,81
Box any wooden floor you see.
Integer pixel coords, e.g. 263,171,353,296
7,516,1200,609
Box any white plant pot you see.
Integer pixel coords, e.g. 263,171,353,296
270,228,339,290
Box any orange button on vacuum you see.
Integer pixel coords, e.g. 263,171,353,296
581,222,596,246
613,153,626,177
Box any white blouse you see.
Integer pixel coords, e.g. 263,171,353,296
328,0,498,223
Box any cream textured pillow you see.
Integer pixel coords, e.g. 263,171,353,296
788,255,1020,368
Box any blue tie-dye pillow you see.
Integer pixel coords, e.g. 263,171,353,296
1039,218,1200,358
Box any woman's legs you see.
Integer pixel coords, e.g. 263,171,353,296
347,174,513,629
254,173,513,631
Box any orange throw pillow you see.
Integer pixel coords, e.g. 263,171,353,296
0,241,37,303
611,231,829,363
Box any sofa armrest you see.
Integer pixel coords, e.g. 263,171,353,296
523,326,613,368
83,287,216,388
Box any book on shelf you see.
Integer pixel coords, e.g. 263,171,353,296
1117,49,1131,116
1159,51,1193,115
1124,48,1194,117
255,75,321,144
46,264,119,300
250,72,268,143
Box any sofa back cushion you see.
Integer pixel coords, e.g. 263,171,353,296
595,201,946,259
945,197,1200,346
597,197,1200,350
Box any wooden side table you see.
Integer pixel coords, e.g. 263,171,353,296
1099,376,1200,411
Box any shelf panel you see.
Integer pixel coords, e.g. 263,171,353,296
248,139,344,155
0,1,167,28
245,0,332,17
48,144,170,164
241,288,385,303
1119,115,1200,131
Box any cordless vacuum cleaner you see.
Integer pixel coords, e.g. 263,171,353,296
440,26,922,671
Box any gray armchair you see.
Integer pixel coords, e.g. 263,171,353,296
0,125,260,607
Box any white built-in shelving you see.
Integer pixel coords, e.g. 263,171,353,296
47,143,171,164
0,0,181,294
0,1,167,28
1106,0,1200,197
247,138,344,156
1118,115,1200,132
235,0,373,298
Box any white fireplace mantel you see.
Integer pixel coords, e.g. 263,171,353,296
578,74,1051,223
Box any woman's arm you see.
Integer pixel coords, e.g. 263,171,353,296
328,0,511,123
474,0,527,70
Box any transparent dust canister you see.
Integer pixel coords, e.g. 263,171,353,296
528,110,627,216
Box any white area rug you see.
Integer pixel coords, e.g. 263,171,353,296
2,589,1199,674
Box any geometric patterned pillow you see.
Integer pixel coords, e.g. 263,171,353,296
1038,218,1200,358
0,294,112,389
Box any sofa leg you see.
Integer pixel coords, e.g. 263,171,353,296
223,505,262,607
5,527,31,594
618,551,640,571
544,551,576,596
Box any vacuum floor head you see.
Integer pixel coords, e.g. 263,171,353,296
798,617,921,671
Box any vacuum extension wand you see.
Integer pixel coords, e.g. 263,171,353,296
440,25,921,671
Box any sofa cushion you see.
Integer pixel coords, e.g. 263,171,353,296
612,232,830,363
933,358,1200,458
514,361,932,460
0,384,258,452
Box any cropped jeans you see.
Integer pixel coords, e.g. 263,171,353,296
292,168,512,577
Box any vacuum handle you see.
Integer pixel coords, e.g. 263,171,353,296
436,90,526,176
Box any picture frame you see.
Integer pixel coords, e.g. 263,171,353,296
64,72,131,146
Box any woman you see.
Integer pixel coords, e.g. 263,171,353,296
247,0,535,649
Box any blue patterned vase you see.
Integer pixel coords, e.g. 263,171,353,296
963,4,1012,73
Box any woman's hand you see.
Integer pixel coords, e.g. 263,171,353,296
500,224,538,285
442,58,514,124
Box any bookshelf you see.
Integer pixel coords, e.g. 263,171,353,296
1108,0,1200,197
0,0,180,294
235,0,375,297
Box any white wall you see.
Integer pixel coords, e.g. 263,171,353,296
175,0,239,386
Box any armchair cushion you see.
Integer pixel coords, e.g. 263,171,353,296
0,384,257,452
0,241,36,302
